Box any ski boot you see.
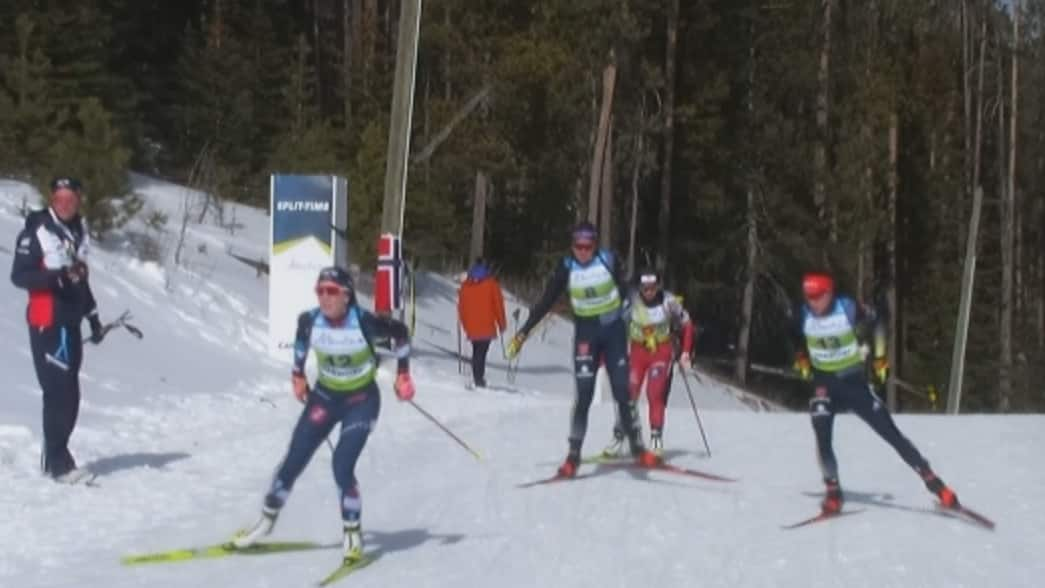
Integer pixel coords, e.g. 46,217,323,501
53,467,94,485
601,427,626,459
557,452,580,478
821,479,843,514
919,468,960,508
628,430,661,468
650,428,664,457
342,521,364,563
231,506,278,549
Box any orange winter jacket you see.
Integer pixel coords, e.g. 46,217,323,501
458,276,507,341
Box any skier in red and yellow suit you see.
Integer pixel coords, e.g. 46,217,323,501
604,271,694,456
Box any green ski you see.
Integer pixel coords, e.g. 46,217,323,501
317,554,379,586
121,540,329,565
581,453,629,465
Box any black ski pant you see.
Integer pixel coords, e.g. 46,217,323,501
29,324,83,477
569,316,641,455
810,371,930,484
470,339,491,386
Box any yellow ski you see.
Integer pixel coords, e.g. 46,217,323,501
121,540,327,565
317,554,379,586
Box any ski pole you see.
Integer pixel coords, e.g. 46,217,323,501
408,400,482,461
498,330,520,384
84,310,144,343
504,312,551,384
675,362,712,458
457,322,463,374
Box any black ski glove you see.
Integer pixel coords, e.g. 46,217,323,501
88,314,105,344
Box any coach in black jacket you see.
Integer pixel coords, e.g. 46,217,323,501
10,177,105,480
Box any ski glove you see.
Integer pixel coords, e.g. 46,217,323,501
88,315,105,344
394,372,415,401
65,261,88,285
873,357,889,384
794,354,812,381
292,373,308,402
506,333,526,360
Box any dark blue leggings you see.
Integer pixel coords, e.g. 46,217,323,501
810,372,929,484
569,317,640,454
265,383,380,523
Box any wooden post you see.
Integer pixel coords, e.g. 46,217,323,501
469,170,488,262
380,0,422,237
947,186,983,414
588,53,616,224
599,121,614,250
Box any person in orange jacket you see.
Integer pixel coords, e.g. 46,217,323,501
457,259,506,388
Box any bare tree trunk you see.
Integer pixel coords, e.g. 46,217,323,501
589,53,617,225
737,183,758,385
443,5,451,101
423,71,431,186
627,103,646,277
312,0,323,113
294,35,308,133
1040,206,1045,349
736,36,758,385
469,170,488,262
814,0,834,236
209,0,223,49
599,119,614,250
352,0,362,76
343,0,353,130
1000,0,1020,411
972,16,987,195
627,152,641,276
385,0,395,62
961,0,972,249
411,85,492,164
656,0,679,277
362,0,377,96
886,112,899,412
860,0,878,301
574,176,585,223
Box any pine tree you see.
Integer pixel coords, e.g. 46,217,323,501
0,13,66,184
45,97,135,235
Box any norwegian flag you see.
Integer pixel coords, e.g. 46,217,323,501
375,232,402,313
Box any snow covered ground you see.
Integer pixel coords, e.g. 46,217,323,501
1,176,1042,588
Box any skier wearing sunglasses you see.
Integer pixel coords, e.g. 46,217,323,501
233,266,414,566
507,222,658,477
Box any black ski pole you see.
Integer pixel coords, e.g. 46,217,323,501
408,400,482,461
457,321,463,375
675,362,712,458
84,310,143,343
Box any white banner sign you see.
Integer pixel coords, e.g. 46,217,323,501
268,175,347,359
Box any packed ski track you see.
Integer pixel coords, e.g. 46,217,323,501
1,176,1042,588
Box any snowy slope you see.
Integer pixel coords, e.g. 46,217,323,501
1,176,1042,588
